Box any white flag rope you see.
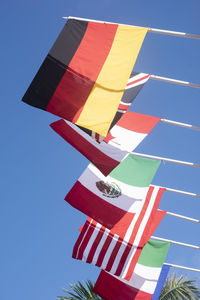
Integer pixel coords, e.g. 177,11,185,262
151,236,200,250
164,263,200,273
65,16,200,40
132,151,200,168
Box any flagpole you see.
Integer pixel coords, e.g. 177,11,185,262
151,236,200,250
163,210,200,223
64,17,200,40
160,119,200,131
152,185,200,199
150,74,200,88
148,28,200,40
132,152,200,168
164,263,200,273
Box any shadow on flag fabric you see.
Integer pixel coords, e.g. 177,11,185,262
22,19,148,136
50,119,129,176
108,72,150,132
50,111,159,176
72,186,166,278
93,240,170,300
65,154,161,232
65,71,151,143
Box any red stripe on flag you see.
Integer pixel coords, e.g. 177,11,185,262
114,243,133,277
126,74,150,87
114,186,162,278
105,237,123,272
129,186,154,245
96,233,114,267
140,188,166,244
86,225,105,263
47,22,118,123
118,103,130,110
124,189,166,280
76,220,97,260
110,212,136,239
72,219,91,258
116,111,161,134
50,119,120,176
65,181,134,230
93,270,152,300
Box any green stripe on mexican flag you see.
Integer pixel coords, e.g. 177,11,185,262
65,154,161,237
110,154,161,187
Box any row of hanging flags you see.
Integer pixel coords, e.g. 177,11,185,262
23,18,174,300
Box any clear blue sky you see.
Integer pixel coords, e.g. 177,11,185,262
0,1,200,299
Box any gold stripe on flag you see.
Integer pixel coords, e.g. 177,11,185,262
76,26,148,136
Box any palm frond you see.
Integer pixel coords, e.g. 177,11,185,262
57,280,103,300
159,273,200,300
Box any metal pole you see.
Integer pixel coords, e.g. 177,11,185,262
148,28,200,40
150,74,200,88
163,210,200,223
64,17,200,40
160,119,200,131
151,236,200,250
164,263,200,273
132,152,200,168
151,185,200,199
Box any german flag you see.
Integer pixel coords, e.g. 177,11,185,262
22,19,147,136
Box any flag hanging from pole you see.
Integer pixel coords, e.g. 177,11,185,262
50,111,159,176
72,206,165,278
65,154,161,232
50,119,129,176
72,72,151,143
22,19,148,136
107,72,150,131
93,240,170,300
104,111,160,151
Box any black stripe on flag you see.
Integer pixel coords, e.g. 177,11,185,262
22,20,88,111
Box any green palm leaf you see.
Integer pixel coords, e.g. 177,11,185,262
57,280,103,300
159,273,200,300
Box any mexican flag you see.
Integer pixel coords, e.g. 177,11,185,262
65,154,161,234
93,240,170,300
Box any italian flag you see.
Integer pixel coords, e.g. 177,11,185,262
65,154,161,234
93,240,170,300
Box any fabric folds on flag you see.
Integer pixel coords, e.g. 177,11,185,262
104,111,160,151
74,72,151,143
50,110,160,176
108,72,150,130
50,119,128,176
65,154,161,232
72,185,166,278
93,240,170,300
22,19,148,136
